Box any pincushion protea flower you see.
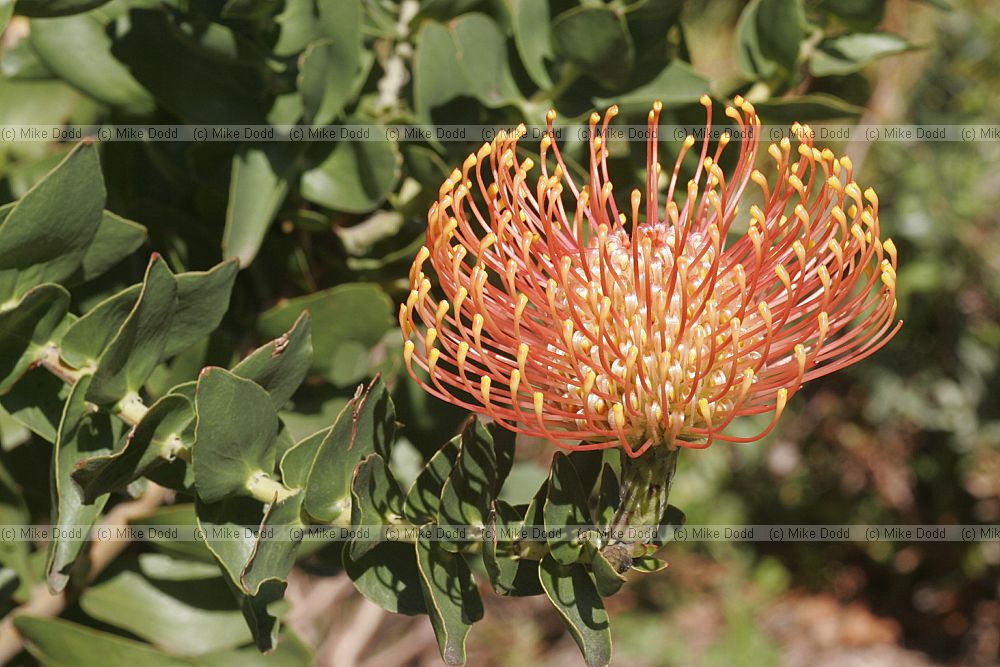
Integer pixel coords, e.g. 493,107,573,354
400,96,900,460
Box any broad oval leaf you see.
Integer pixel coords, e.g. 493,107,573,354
193,368,280,503
538,556,612,667
415,535,484,666
232,311,312,410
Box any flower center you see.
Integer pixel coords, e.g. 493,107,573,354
547,223,763,447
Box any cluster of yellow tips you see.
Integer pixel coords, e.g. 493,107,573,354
400,96,901,458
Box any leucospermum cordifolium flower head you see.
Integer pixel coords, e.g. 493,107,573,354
401,96,901,458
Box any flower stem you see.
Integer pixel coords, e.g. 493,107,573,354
599,445,679,572
610,446,679,541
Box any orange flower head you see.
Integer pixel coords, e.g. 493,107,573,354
401,97,901,458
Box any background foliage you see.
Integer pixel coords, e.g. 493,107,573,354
0,0,997,665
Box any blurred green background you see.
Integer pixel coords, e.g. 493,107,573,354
1,0,998,665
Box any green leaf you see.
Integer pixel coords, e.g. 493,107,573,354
143,504,215,562
589,547,626,597
753,94,864,122
278,425,328,489
1,368,71,443
651,504,686,548
200,631,315,667
193,368,279,503
274,0,321,56
48,375,117,593
0,142,104,302
438,419,497,550
737,0,771,79
29,14,155,113
162,259,239,359
258,283,393,385
809,32,911,77
112,10,270,125
348,453,404,559
300,377,395,522
413,14,523,120
298,0,361,125
484,500,542,597
343,541,426,615
195,495,299,651
80,562,252,655
538,556,612,667
566,449,604,500
86,255,178,406
596,463,619,527
0,284,69,394
71,394,193,503
240,493,304,595
403,434,460,523
544,452,591,565
504,0,553,88
232,311,311,410
15,617,190,667
59,284,141,370
757,0,804,71
301,135,398,214
0,461,34,600
596,60,709,109
222,143,299,268
552,6,634,88
415,535,484,666
631,556,669,573
72,211,147,284
492,423,516,498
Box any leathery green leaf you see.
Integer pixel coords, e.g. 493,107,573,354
0,142,104,302
162,259,239,359
29,13,155,114
0,283,69,394
195,494,299,651
551,6,634,87
348,453,404,559
544,452,592,565
413,14,522,120
301,377,395,522
0,367,69,443
258,283,393,386
484,499,542,597
71,393,193,503
15,616,189,667
343,541,426,615
48,375,118,593
588,546,626,597
297,0,361,125
415,534,484,666
231,311,311,410
59,284,140,370
79,560,252,655
223,143,299,268
86,256,178,407
300,135,399,215
437,418,496,551
71,211,147,284
403,434,460,524
193,368,279,503
504,0,554,88
538,556,612,667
